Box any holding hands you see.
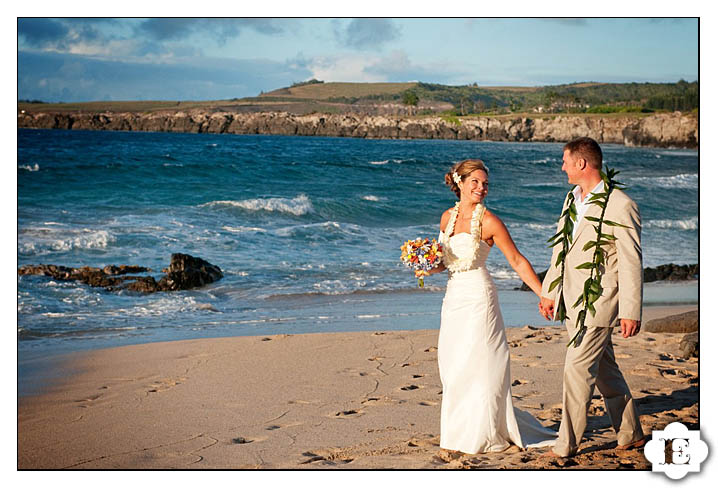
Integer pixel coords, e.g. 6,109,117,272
538,297,554,321
537,297,641,338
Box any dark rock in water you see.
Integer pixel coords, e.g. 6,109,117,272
644,310,698,333
679,332,698,359
518,263,698,291
518,269,548,291
102,265,150,275
18,254,222,293
157,253,223,291
124,276,161,293
643,263,698,282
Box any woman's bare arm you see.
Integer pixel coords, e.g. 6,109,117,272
483,210,543,297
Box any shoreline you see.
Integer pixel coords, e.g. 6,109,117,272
17,301,698,399
18,304,698,469
17,111,698,149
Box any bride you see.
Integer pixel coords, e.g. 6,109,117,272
418,159,557,455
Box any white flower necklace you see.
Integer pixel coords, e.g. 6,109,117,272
441,201,486,273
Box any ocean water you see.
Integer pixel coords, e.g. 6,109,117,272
17,129,698,359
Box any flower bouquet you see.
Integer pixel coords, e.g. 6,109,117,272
400,238,443,287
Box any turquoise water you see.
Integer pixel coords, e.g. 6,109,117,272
17,129,698,358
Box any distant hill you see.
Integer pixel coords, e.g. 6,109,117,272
254,79,699,116
261,80,418,100
18,80,698,117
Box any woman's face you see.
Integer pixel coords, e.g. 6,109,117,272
460,169,489,203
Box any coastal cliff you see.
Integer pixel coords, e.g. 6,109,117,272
17,110,698,148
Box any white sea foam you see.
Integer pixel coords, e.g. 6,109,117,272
222,225,267,233
509,222,554,230
490,268,520,280
113,296,200,317
19,163,40,172
42,312,67,318
645,217,698,230
18,227,115,254
361,195,383,201
370,160,389,165
201,194,314,216
656,150,698,157
273,221,359,238
629,173,697,189
520,181,566,188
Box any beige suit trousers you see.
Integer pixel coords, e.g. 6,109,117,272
554,324,644,457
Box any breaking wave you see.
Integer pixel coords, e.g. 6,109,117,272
200,194,314,216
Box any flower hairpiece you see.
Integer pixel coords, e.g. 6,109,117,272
452,171,461,185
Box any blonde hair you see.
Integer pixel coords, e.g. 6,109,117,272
444,159,489,198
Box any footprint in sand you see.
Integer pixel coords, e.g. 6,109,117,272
407,435,440,447
333,409,363,418
363,397,401,406
232,437,254,444
412,374,425,379
300,450,353,465
418,400,438,407
511,379,530,386
424,346,437,353
147,377,186,393
74,394,103,408
74,394,102,403
401,384,421,391
658,367,697,383
288,399,318,405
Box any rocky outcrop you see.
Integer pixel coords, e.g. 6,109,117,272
157,253,224,291
680,331,698,358
644,310,698,334
17,110,698,148
18,253,222,293
643,263,698,282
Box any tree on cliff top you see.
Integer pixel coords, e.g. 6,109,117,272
402,90,419,115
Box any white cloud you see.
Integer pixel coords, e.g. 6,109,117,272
306,54,385,82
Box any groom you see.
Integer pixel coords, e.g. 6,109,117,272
539,137,645,458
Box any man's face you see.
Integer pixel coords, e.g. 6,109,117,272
561,149,582,185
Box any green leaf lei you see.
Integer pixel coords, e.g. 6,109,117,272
546,167,629,348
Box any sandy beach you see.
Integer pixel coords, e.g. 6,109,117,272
18,305,698,470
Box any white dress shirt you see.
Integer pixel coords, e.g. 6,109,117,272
571,181,604,241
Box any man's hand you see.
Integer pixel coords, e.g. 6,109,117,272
539,297,555,321
619,319,641,338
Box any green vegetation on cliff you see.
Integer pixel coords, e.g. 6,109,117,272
260,80,699,115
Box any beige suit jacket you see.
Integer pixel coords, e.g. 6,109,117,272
541,182,643,328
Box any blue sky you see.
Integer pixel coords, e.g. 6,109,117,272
17,18,698,103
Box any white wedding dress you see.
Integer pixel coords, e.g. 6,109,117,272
437,203,557,454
